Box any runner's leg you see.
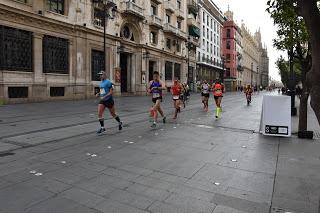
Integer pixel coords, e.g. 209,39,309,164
108,105,122,130
97,104,106,133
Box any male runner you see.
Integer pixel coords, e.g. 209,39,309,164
201,80,210,112
212,79,224,118
148,71,166,128
96,71,122,134
244,85,253,105
171,80,183,119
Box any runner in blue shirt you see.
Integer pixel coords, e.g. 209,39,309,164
96,71,122,134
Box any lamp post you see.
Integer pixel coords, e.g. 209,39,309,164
250,62,253,86
220,55,225,83
187,36,194,87
93,0,117,79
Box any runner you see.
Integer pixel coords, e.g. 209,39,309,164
201,80,210,112
171,80,183,119
96,71,122,134
212,79,224,118
148,71,166,128
244,85,253,105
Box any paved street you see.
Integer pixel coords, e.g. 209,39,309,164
0,92,319,213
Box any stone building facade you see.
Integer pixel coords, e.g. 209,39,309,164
241,24,260,87
196,0,224,85
0,0,199,103
222,9,243,91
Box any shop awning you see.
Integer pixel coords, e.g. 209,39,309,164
189,26,200,38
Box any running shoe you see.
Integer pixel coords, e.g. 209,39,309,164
118,122,123,130
97,127,106,134
151,122,157,128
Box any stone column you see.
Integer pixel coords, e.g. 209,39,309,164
32,33,46,100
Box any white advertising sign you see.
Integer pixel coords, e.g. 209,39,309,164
260,95,291,137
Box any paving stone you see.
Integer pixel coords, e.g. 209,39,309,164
75,174,133,196
164,193,216,213
107,189,154,210
212,205,249,213
147,201,189,213
23,176,72,194
0,183,54,213
95,199,148,213
25,196,101,213
125,183,171,201
101,166,142,181
271,196,318,213
60,187,106,209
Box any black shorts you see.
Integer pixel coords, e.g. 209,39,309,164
202,93,210,98
99,98,114,108
152,97,162,104
214,96,223,100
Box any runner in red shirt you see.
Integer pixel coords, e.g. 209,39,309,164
171,80,183,119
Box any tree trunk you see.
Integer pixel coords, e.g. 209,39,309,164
298,88,309,131
297,0,320,125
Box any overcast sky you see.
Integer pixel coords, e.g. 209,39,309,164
214,0,283,81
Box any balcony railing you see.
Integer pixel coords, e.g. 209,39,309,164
122,1,144,18
189,36,200,46
199,57,222,67
177,29,187,39
163,23,178,34
187,0,198,13
164,1,175,12
149,15,162,27
187,16,200,27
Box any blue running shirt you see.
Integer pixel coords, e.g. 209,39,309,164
100,79,113,100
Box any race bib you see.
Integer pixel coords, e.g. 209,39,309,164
173,95,179,100
100,88,106,95
153,93,160,98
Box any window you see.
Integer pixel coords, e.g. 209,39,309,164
176,41,181,52
211,19,213,28
150,32,157,44
177,0,181,9
214,46,216,55
43,35,69,74
0,25,32,71
227,29,231,38
151,5,157,15
177,20,182,29
210,44,212,54
50,87,65,97
207,41,209,52
47,0,64,15
210,32,213,41
202,39,205,50
226,40,231,49
207,29,209,39
174,63,181,80
203,12,205,22
207,15,209,25
91,50,105,81
166,14,171,23
214,22,216,32
8,87,28,98
166,38,171,50
202,26,205,37
165,61,173,80
93,8,104,27
226,54,231,62
17,0,28,3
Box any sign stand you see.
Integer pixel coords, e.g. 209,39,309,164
260,95,291,137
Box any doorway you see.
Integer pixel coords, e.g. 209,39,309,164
120,53,129,93
149,61,156,82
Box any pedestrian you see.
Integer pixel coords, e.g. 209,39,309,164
96,71,122,134
171,79,183,119
201,80,210,112
212,79,224,118
148,71,166,128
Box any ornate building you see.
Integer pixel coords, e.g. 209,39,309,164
196,0,224,85
0,0,199,103
222,8,243,91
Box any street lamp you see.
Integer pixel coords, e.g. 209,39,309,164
250,62,253,86
92,0,117,78
220,55,225,83
186,36,194,86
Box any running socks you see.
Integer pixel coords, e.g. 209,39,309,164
99,118,104,127
115,116,121,123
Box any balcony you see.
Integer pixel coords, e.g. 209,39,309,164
176,9,185,19
163,23,178,34
121,1,144,19
187,15,200,28
164,1,175,13
149,15,162,28
177,29,187,39
189,36,200,47
237,65,244,71
187,0,198,14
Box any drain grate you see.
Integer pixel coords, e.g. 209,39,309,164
0,152,15,157
271,207,294,213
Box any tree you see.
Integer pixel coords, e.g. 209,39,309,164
267,0,312,132
276,56,301,87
